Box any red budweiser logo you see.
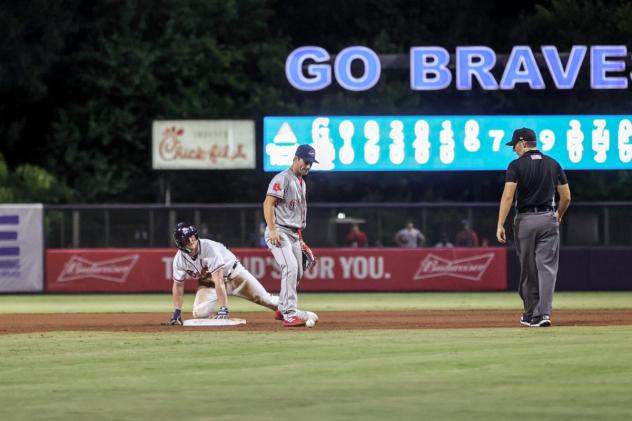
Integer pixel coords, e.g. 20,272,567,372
57,255,139,283
413,253,495,281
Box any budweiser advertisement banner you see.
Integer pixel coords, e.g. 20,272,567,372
46,248,506,293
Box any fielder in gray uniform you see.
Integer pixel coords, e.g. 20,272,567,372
263,144,319,327
167,222,279,325
496,128,571,328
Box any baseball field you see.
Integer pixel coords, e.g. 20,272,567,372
1,292,632,420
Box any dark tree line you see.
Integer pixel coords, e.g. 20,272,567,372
1,0,631,204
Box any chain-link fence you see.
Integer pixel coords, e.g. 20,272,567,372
45,202,632,249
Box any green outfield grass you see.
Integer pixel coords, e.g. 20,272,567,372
1,292,631,420
1,291,632,313
1,327,632,421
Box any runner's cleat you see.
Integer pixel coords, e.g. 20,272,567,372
283,316,306,327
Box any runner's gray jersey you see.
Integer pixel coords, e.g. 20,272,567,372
266,169,307,229
172,239,237,283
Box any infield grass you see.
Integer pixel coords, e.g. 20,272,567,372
1,327,632,421
1,291,632,313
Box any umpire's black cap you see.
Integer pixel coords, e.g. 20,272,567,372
506,127,536,146
295,144,319,163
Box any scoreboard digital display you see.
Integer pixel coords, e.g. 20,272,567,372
263,115,632,172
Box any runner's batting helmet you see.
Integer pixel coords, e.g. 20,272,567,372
173,222,198,253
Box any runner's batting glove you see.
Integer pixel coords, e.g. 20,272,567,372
167,309,183,325
214,306,229,319
301,243,317,271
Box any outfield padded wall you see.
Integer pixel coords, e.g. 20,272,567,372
507,248,632,291
45,248,507,292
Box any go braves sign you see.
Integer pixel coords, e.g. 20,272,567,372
47,248,506,292
286,45,632,91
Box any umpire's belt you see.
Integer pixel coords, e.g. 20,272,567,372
518,206,554,214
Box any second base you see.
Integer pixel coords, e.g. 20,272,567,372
183,318,246,327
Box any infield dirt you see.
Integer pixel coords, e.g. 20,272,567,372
1,309,632,334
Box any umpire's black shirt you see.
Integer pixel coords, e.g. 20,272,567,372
505,150,568,211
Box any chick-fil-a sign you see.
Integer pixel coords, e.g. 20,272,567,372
152,120,255,170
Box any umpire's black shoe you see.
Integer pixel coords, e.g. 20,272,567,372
530,315,551,327
520,314,531,327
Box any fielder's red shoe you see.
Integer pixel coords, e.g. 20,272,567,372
274,309,283,321
283,315,306,327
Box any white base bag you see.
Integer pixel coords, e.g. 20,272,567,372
183,318,246,327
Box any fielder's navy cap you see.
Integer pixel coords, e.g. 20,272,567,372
506,127,536,146
295,144,318,163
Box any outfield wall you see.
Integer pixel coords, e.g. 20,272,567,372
46,248,506,293
506,248,632,291
0,204,44,293
45,247,631,293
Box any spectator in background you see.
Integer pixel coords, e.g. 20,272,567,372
394,221,426,247
434,232,454,248
345,223,368,247
133,229,148,243
455,219,479,247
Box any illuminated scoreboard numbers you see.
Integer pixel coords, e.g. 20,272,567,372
566,119,584,163
464,120,481,152
413,120,431,164
539,129,555,152
489,129,505,152
592,119,609,164
619,119,632,163
263,115,632,171
439,120,455,164
338,120,355,165
389,120,405,165
363,120,380,165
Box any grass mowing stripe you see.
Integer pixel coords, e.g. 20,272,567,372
1,327,631,421
1,292,632,313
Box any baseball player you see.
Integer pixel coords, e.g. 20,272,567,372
496,128,571,328
166,222,280,325
263,144,319,327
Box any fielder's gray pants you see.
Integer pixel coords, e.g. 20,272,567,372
265,226,303,319
514,211,560,318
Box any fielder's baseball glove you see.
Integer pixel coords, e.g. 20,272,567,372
301,242,317,271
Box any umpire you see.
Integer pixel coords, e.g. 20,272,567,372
496,128,571,327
